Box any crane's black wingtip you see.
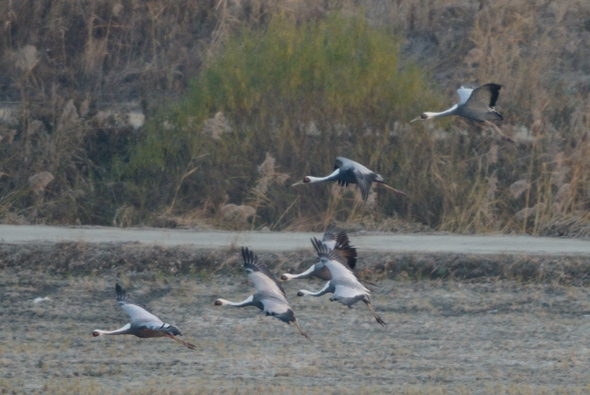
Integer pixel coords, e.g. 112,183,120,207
115,283,127,301
241,246,254,264
482,82,502,90
242,246,259,264
310,237,329,255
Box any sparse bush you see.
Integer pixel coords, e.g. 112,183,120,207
125,14,437,229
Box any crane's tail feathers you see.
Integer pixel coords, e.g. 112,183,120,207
292,320,313,343
380,183,407,197
364,300,387,327
485,121,515,144
167,334,197,350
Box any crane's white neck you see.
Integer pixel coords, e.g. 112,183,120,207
423,104,459,119
296,289,318,296
296,281,333,298
305,169,340,183
281,265,317,281
215,295,254,307
92,323,131,336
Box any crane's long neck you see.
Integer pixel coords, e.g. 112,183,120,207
424,104,459,119
297,281,333,298
306,169,340,183
92,323,132,336
215,295,255,308
281,265,317,281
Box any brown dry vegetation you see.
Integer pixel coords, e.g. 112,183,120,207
2,0,590,234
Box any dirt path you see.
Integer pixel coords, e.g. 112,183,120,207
2,224,590,255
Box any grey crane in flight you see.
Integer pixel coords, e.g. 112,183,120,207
92,283,196,350
297,238,386,327
280,225,357,282
411,83,513,142
214,247,312,342
292,157,406,200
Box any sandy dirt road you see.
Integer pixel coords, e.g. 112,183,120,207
2,224,590,255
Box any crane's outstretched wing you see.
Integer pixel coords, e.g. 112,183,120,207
259,291,293,317
333,157,351,187
456,86,474,104
116,284,166,328
354,169,372,200
242,247,286,297
322,225,357,270
311,238,350,267
334,157,346,170
311,238,369,294
465,83,502,109
321,224,340,250
335,157,373,174
461,83,503,121
336,157,376,200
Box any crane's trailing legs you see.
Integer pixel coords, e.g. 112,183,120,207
167,334,197,350
378,183,407,196
292,319,313,342
484,120,515,144
364,299,387,327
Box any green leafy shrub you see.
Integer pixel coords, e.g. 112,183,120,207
125,14,439,229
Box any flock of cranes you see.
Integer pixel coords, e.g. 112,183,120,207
93,226,384,347
93,83,504,349
293,83,507,200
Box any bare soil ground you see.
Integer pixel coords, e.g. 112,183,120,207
3,244,590,394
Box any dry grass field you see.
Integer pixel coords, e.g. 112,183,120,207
3,245,590,394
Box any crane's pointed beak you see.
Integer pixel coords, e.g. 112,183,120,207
292,180,304,187
410,116,422,123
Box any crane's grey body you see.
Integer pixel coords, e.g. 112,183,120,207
215,247,311,340
454,84,503,121
281,225,357,282
92,284,195,349
115,284,181,336
293,157,405,200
